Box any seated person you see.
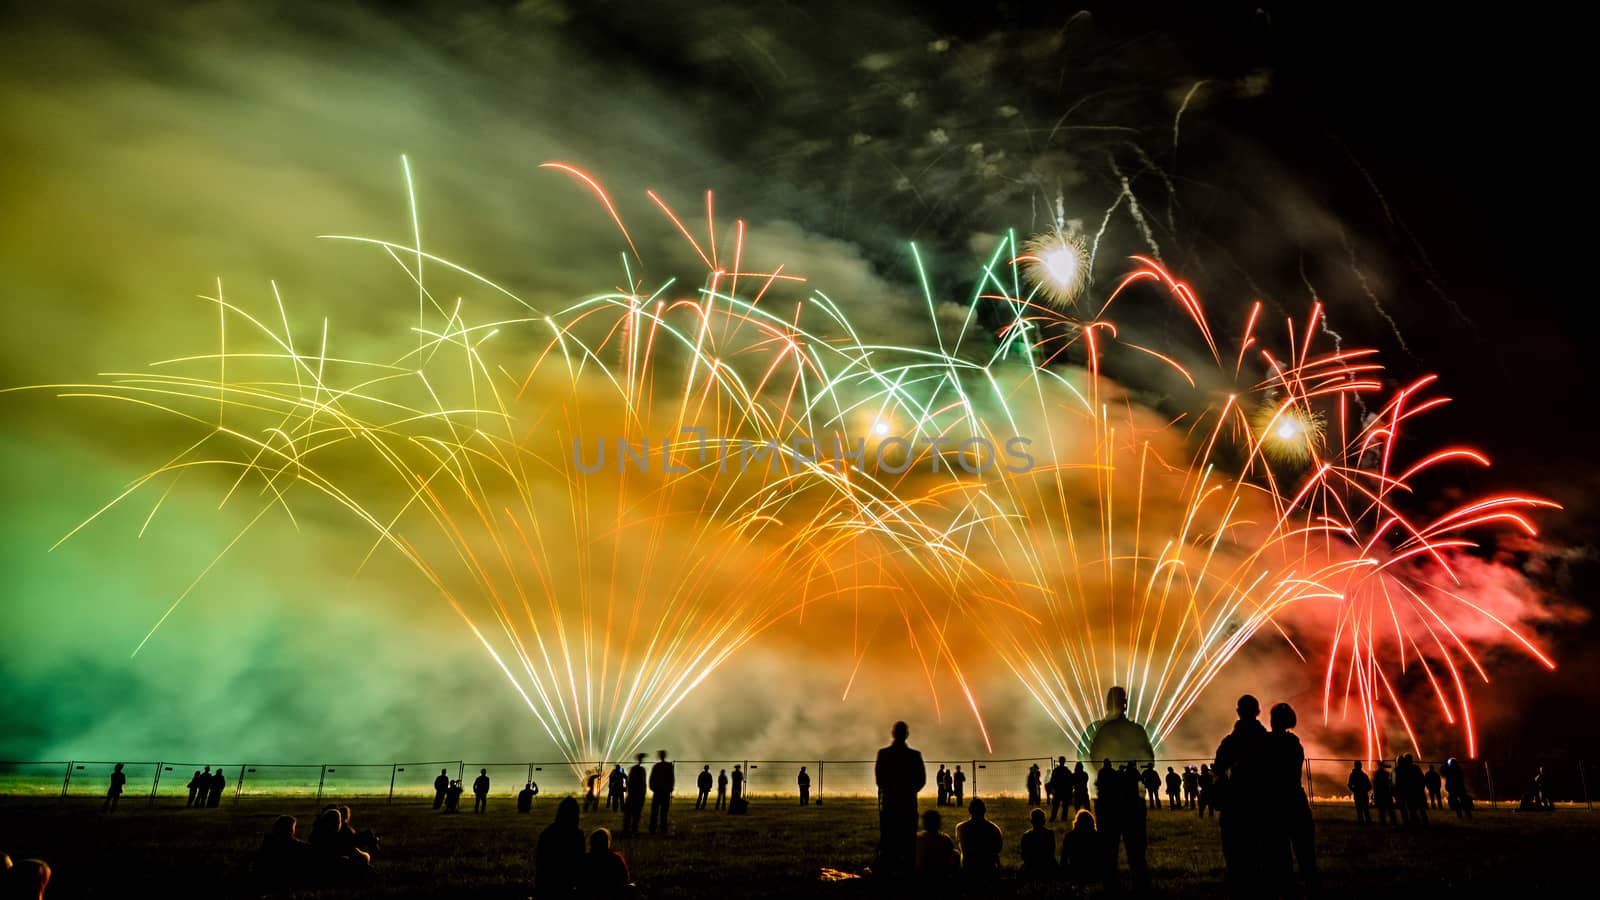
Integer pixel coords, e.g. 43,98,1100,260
1018,807,1056,878
309,807,374,884
255,815,312,889
583,827,641,900
1060,809,1099,889
2,858,50,900
914,809,959,879
954,798,1003,875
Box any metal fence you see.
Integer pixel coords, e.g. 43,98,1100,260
1,755,1592,808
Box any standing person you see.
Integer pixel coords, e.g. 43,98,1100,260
518,782,537,814
797,766,811,806
935,765,948,807
954,798,1003,876
696,765,713,810
608,765,627,812
648,750,674,834
1072,762,1091,812
1214,694,1271,898
622,754,647,836
1397,755,1428,827
730,765,744,804
1165,766,1183,810
1372,761,1395,826
1424,764,1443,810
534,797,585,897
1048,757,1072,821
444,778,463,813
1098,761,1151,894
951,766,966,807
472,769,491,815
1018,808,1056,879
1087,686,1156,769
1197,764,1215,817
874,720,927,878
1442,758,1472,819
208,766,226,807
187,767,206,808
1267,702,1319,898
716,768,729,810
433,769,450,810
103,763,126,813
584,769,602,813
1026,764,1042,807
1348,761,1373,825
1140,764,1161,810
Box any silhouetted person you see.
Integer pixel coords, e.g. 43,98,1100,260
730,765,744,805
1019,807,1056,879
1183,765,1199,809
207,766,225,807
951,765,966,806
1099,761,1150,894
1165,766,1182,810
472,769,490,814
535,797,584,897
874,720,927,877
622,754,647,835
1348,761,1373,825
1214,694,1271,898
716,768,729,810
585,769,602,812
309,807,373,885
1026,764,1042,807
1087,685,1155,769
338,805,379,858
103,762,126,812
648,750,674,834
914,809,959,879
187,767,206,808
444,779,463,813
608,765,626,812
1372,761,1395,826
255,814,312,890
1442,758,1472,819
1140,764,1161,810
1072,761,1091,811
519,781,539,813
936,765,949,807
1267,702,1319,898
584,827,639,900
955,798,1002,876
1424,764,1443,809
1197,764,1215,817
3,858,49,900
696,765,713,810
433,769,450,810
1396,754,1427,827
797,766,811,806
1061,809,1098,892
1048,757,1072,821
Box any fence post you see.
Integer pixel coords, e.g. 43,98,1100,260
235,766,248,805
61,761,73,800
389,765,399,805
316,765,327,803
151,763,165,805
1580,760,1591,810
817,760,824,807
1304,758,1313,802
1483,760,1496,809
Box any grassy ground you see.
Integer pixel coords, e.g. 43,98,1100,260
1,795,1593,898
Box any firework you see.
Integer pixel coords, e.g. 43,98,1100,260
31,165,1556,765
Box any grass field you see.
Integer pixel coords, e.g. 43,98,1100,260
1,794,1594,898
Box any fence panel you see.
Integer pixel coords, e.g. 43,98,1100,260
235,764,323,801
390,761,463,801
461,763,546,807
0,762,70,797
319,764,398,800
61,761,160,802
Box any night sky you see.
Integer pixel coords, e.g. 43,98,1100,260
2,2,1594,770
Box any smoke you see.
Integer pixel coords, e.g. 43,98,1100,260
0,1,1571,771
